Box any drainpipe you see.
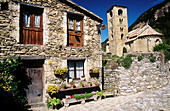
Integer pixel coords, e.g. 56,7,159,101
97,23,107,90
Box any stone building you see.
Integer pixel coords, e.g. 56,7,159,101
106,5,162,56
107,5,128,56
0,0,103,106
125,24,162,52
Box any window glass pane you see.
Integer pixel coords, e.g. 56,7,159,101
68,61,75,78
69,19,74,29
76,70,83,78
76,61,83,78
76,20,80,30
69,70,74,78
24,12,30,27
34,14,40,28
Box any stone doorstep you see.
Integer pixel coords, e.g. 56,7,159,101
28,102,47,111
63,95,98,107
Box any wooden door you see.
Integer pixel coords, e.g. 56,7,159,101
20,5,43,45
67,15,84,47
26,68,43,104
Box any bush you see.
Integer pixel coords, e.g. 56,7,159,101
164,50,170,61
149,54,156,63
121,54,133,69
0,57,29,110
153,43,169,51
138,54,144,61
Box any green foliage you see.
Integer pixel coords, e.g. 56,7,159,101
74,93,95,99
0,56,29,110
121,54,133,69
96,90,104,97
47,97,61,109
106,52,112,55
153,43,169,51
149,54,156,63
138,54,144,61
164,50,170,61
123,47,127,53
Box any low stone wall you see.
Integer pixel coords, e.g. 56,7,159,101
104,53,170,96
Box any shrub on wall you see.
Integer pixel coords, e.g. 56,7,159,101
149,54,156,63
153,43,169,51
0,57,29,110
121,54,133,69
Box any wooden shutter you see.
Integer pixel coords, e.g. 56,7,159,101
67,14,84,47
20,5,43,45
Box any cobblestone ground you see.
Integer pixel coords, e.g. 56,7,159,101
58,84,170,111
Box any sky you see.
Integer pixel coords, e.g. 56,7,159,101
71,0,165,42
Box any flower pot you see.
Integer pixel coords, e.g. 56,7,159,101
54,73,67,79
90,73,99,77
71,85,75,89
80,84,84,88
61,86,66,90
88,82,92,87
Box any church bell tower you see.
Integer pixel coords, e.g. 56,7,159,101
107,5,128,56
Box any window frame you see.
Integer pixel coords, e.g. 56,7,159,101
20,5,43,45
68,60,84,80
67,13,84,47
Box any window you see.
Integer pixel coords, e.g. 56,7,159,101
120,27,123,32
24,12,30,27
67,14,84,47
121,34,124,39
0,2,8,11
20,5,43,45
119,18,123,24
110,11,113,17
118,9,123,16
68,60,84,79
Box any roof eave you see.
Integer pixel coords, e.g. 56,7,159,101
107,5,127,13
60,0,103,23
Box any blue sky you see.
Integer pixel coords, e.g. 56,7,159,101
71,0,165,42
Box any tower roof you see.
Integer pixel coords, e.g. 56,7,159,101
107,5,127,13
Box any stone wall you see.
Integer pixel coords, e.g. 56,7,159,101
104,52,170,96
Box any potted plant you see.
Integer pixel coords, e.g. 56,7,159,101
96,91,104,100
94,81,99,86
46,85,59,95
61,84,66,90
54,68,68,79
69,81,75,89
79,81,84,88
87,82,92,87
47,97,61,109
89,69,99,77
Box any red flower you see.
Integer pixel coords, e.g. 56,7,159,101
71,95,74,98
85,92,87,94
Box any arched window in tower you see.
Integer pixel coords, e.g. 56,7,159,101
118,9,123,16
110,11,113,17
119,18,123,24
121,34,124,39
120,27,123,32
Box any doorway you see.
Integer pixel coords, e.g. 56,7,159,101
22,60,44,104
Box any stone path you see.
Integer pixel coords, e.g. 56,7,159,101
59,85,170,111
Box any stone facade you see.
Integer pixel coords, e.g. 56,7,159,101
0,0,103,105
104,52,170,96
